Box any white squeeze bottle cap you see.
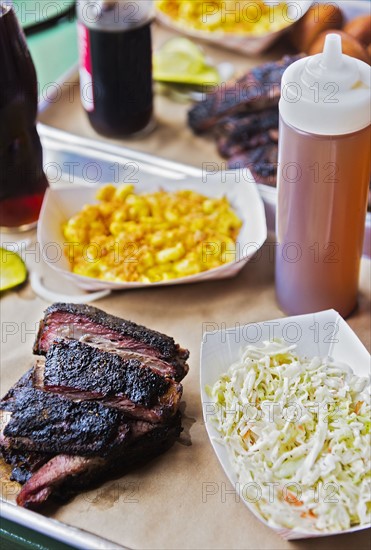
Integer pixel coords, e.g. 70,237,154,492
279,34,371,135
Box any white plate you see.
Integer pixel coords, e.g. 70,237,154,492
37,171,267,290
156,0,314,55
200,309,371,540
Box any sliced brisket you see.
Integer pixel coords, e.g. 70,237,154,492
33,303,189,381
15,412,182,509
1,388,132,456
33,340,182,423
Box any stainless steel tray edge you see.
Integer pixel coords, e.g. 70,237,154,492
0,500,127,550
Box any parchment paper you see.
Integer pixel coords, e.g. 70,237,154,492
2,14,371,550
1,236,370,549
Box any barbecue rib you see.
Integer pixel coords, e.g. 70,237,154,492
33,340,182,423
228,143,279,187
0,303,189,509
216,109,279,158
33,303,189,381
188,55,302,133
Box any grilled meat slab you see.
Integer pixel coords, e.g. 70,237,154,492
1,302,189,509
33,340,182,423
15,412,182,509
216,109,279,158
228,143,279,187
188,55,302,133
33,303,189,381
1,388,132,456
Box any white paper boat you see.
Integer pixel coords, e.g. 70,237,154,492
37,171,267,290
200,309,371,540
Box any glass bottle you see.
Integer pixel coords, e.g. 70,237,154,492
0,3,48,231
76,0,154,138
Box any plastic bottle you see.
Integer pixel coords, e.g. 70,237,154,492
0,3,48,231
76,0,154,138
275,34,371,317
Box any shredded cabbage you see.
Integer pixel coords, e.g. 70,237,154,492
206,340,371,532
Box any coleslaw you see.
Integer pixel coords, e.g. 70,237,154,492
206,340,371,532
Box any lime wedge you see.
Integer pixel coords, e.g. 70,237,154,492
159,37,205,60
153,37,220,85
0,247,28,292
154,50,205,78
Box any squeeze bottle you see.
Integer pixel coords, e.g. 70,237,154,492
275,34,371,317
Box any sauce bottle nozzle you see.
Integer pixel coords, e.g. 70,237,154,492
322,34,343,70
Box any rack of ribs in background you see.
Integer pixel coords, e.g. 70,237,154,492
188,55,302,187
0,303,189,509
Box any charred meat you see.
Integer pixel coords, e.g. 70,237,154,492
188,55,301,134
187,55,302,186
33,303,189,381
0,303,189,509
33,340,182,423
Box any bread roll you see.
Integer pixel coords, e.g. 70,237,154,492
308,30,370,64
290,4,344,52
344,16,371,46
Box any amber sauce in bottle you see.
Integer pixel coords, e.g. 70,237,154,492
276,120,371,316
0,5,48,230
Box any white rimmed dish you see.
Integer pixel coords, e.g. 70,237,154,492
156,0,314,55
200,309,371,540
37,171,267,291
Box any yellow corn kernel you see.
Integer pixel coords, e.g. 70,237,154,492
173,258,200,276
150,231,166,247
114,184,134,202
109,221,125,236
164,210,178,223
202,199,215,214
112,209,127,224
96,184,116,202
156,243,185,264
189,218,205,231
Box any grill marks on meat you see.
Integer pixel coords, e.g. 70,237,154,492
188,55,302,186
228,144,279,186
1,303,189,509
44,340,171,407
2,388,131,456
188,55,301,134
33,340,182,423
216,109,279,158
33,303,189,381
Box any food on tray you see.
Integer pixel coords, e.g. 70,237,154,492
156,0,289,35
206,340,371,532
308,29,370,64
188,55,301,185
188,55,300,133
344,15,371,46
0,303,189,508
0,247,27,292
63,184,242,283
153,37,220,85
290,5,370,64
33,303,189,381
290,3,344,53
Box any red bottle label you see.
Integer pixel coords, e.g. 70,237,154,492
77,23,94,112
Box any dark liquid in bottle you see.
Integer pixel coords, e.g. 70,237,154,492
86,22,153,138
0,6,48,230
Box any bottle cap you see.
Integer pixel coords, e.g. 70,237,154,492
279,34,371,135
